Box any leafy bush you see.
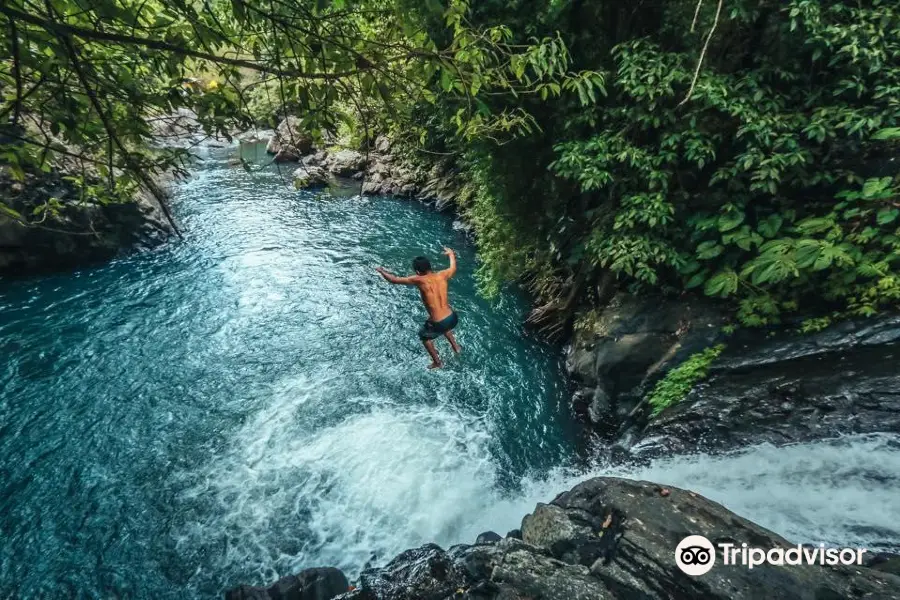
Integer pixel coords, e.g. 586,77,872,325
418,0,900,328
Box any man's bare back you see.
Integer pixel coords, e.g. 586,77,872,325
376,248,461,369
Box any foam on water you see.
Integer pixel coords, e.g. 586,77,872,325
173,373,510,588
177,369,900,592
486,433,900,553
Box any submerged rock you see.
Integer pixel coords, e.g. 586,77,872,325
241,478,898,600
225,567,349,600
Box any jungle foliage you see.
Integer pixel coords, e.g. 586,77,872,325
412,0,900,331
3,0,899,329
0,0,599,233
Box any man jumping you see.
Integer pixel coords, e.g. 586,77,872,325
376,248,461,369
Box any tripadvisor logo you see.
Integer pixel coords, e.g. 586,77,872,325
676,535,716,575
675,535,868,576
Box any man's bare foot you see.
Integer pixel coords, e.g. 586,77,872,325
428,361,443,369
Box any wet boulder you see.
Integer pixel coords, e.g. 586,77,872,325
475,531,503,544
224,567,349,600
322,149,366,177
631,314,900,458
267,117,313,161
293,166,332,189
331,478,899,600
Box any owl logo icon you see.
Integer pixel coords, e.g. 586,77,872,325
675,535,716,576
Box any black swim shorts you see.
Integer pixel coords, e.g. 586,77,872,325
418,311,458,340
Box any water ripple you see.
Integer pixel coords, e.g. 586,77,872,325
0,146,575,598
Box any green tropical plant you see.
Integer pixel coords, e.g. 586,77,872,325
646,344,726,417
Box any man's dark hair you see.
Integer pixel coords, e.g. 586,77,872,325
412,256,432,274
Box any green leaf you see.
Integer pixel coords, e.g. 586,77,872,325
685,271,707,289
704,269,739,297
757,214,783,238
696,240,724,260
863,177,891,198
0,204,23,220
872,127,900,140
440,70,453,92
877,208,899,225
718,211,745,232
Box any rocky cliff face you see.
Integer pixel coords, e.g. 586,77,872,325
0,167,174,275
631,314,900,459
226,477,900,600
566,292,727,441
566,292,900,459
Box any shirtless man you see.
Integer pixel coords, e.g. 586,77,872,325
376,248,461,369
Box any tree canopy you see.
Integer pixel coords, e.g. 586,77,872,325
0,0,600,231
416,0,900,332
3,0,899,330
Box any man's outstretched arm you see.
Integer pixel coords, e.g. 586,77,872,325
376,267,417,285
441,247,457,278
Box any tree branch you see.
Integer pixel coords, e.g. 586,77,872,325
0,4,360,80
678,0,723,107
56,28,183,238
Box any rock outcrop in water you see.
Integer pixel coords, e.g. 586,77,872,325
264,120,459,207
567,293,900,458
0,165,174,275
266,116,314,162
226,477,900,600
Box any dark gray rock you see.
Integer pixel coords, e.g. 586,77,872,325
567,293,726,435
224,567,348,600
867,553,900,577
292,166,333,189
357,142,458,207
0,166,174,275
476,531,503,545
631,314,900,458
322,150,366,177
332,478,899,600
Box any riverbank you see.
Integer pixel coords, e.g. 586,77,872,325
0,166,175,275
